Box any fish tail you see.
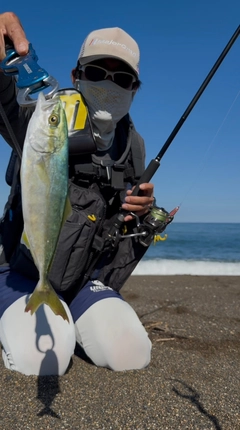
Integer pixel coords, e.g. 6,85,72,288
25,280,69,323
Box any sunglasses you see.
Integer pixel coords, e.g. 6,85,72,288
79,64,137,89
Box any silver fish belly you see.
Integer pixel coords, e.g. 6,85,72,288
21,92,71,322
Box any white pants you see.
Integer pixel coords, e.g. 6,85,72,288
0,295,152,375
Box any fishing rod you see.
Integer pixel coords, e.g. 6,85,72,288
134,24,240,195
1,28,239,246
108,25,240,247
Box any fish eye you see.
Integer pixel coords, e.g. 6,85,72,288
48,114,59,126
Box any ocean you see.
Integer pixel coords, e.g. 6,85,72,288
133,222,240,276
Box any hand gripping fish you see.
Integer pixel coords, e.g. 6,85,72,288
21,92,72,322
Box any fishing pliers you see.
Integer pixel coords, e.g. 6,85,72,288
0,38,59,107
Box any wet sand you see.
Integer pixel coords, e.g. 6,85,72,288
0,275,239,429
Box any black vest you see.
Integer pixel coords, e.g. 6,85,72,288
0,113,148,303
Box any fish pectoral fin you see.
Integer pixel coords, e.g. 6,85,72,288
62,196,72,226
36,156,50,186
21,229,39,266
25,280,69,322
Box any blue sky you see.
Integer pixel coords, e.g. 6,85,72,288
0,1,240,222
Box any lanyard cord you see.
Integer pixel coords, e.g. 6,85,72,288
0,99,22,160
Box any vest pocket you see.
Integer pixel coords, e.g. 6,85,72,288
49,208,98,291
9,181,107,293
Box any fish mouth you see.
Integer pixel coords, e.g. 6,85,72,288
27,92,67,154
37,91,61,110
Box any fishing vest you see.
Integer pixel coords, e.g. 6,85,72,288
0,88,149,303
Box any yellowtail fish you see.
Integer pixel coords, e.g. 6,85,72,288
20,91,71,322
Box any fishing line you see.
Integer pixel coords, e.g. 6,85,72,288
0,99,22,160
177,88,240,207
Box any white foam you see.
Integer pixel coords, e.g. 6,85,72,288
132,259,240,276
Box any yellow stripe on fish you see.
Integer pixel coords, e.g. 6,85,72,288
21,92,71,322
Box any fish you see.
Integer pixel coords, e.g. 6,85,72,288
20,91,71,322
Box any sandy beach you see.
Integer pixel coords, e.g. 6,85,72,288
0,275,239,429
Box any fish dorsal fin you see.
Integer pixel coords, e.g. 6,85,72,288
62,196,72,227
21,230,31,249
48,196,72,273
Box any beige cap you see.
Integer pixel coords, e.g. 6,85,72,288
78,27,140,75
